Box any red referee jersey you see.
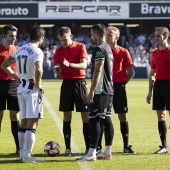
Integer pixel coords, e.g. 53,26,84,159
53,41,88,79
151,46,170,80
0,44,19,80
112,46,133,83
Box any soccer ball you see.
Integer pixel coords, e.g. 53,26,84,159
44,140,61,156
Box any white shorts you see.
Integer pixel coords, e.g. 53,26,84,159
17,89,43,119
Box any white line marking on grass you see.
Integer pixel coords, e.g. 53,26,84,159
44,96,92,170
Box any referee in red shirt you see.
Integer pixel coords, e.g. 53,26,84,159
53,27,89,156
146,27,170,154
0,25,20,154
99,26,136,154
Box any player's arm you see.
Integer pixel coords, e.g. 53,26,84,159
146,68,155,104
63,58,87,70
35,61,43,89
86,59,104,104
1,56,19,81
125,66,133,85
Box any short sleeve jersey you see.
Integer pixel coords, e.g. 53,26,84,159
0,44,19,80
53,41,87,79
151,46,170,80
91,41,113,95
112,46,133,83
11,43,43,81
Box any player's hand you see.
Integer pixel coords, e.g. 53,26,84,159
38,89,44,103
52,65,61,75
63,58,69,67
146,92,152,104
86,92,94,104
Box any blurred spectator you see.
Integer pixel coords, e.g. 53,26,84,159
43,46,52,70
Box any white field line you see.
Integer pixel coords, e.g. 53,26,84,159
43,96,92,170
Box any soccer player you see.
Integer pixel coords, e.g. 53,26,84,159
53,27,90,156
1,26,45,162
0,25,20,154
146,27,170,154
101,26,135,154
76,24,114,161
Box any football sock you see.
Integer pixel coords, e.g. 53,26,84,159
83,122,90,150
0,121,1,132
11,121,20,149
120,121,129,148
88,148,96,157
63,121,71,149
97,122,104,149
158,121,167,148
101,116,114,146
18,127,26,157
24,129,36,158
104,145,112,155
89,117,101,148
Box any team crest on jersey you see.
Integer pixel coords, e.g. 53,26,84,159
96,51,104,58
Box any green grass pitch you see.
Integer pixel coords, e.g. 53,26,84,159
0,79,170,170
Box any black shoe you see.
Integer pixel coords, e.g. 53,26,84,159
16,149,20,154
124,145,136,154
65,149,72,156
96,147,102,155
154,146,168,154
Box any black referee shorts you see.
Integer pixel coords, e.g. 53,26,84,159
0,80,19,111
59,79,89,112
113,82,128,113
153,80,170,111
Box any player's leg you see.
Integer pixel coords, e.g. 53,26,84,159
9,110,20,154
63,111,72,156
81,112,90,153
113,83,135,154
97,94,113,155
18,118,27,160
0,111,3,132
76,116,100,161
153,80,168,154
118,113,129,147
96,122,104,154
17,88,27,159
154,110,168,154
8,80,20,154
59,81,74,156
75,80,90,154
0,82,7,132
97,95,114,160
98,116,113,160
24,118,38,158
22,90,43,163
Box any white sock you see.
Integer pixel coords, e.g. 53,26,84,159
87,148,96,157
23,130,36,158
18,131,25,157
104,145,112,155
